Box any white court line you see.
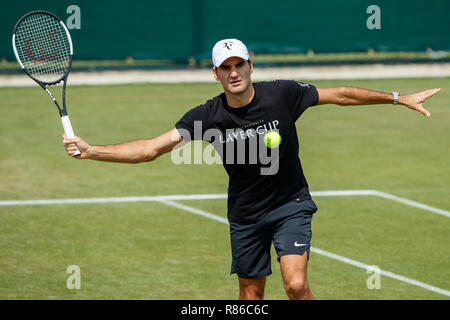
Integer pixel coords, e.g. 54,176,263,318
369,190,450,218
161,200,450,298
0,189,448,218
1,190,448,296
0,194,228,206
311,248,450,297
162,200,228,224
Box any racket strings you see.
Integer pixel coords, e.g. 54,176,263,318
14,13,71,84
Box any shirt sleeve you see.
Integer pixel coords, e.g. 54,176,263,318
175,103,212,141
281,80,319,120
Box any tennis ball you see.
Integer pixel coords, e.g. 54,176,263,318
264,131,281,148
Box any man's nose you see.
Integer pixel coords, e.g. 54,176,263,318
229,68,239,78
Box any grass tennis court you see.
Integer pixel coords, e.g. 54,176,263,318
0,77,449,299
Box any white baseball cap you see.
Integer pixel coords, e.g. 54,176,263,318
212,39,250,67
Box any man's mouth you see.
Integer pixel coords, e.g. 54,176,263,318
230,80,241,87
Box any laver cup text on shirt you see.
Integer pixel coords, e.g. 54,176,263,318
175,80,319,223
174,118,281,175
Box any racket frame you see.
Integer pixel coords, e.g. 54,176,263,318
12,10,80,155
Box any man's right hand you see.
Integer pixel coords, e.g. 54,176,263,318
61,128,182,163
62,134,90,159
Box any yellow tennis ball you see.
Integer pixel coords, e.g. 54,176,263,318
264,131,281,148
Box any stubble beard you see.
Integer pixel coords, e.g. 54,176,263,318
225,78,251,96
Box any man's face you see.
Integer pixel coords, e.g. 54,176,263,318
213,57,253,95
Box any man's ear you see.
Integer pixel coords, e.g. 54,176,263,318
249,60,253,73
212,67,219,81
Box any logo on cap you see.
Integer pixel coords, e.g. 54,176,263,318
223,41,233,50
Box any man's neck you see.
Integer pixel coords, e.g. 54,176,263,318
225,84,255,108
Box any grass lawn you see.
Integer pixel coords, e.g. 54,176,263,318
0,77,448,299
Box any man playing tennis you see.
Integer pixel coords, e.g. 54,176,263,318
63,39,440,300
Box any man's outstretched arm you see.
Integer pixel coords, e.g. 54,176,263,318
317,87,441,117
62,128,183,163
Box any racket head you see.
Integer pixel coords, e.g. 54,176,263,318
12,10,73,85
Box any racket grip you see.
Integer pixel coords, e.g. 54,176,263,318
61,115,81,156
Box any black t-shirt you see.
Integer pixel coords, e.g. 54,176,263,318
175,80,319,223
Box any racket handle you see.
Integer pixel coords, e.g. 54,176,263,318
61,115,81,156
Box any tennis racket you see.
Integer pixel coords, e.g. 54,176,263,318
12,10,80,156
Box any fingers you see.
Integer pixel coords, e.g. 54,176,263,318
417,88,440,117
62,134,82,157
66,145,80,155
417,105,431,118
64,143,79,157
62,136,78,146
420,88,441,101
404,88,439,117
427,87,441,95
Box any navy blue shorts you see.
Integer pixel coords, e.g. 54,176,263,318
229,198,317,279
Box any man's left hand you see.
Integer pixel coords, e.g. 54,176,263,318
399,88,441,117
